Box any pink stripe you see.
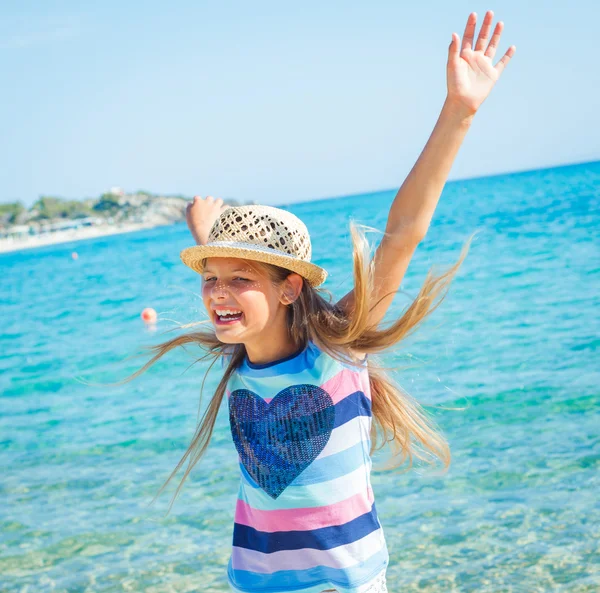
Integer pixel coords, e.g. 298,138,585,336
321,368,371,403
234,487,374,532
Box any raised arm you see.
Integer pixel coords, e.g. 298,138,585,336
337,10,516,328
186,195,230,245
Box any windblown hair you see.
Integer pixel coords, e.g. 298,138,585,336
123,223,472,514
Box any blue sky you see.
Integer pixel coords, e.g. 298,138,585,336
1,0,598,207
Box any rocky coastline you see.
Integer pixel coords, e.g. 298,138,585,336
0,188,244,254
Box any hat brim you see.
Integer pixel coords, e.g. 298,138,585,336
180,244,328,287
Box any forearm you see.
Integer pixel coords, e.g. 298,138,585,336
385,97,475,242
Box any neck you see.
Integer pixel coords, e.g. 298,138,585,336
245,337,303,366
244,310,303,365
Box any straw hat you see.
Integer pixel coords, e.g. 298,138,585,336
180,205,328,287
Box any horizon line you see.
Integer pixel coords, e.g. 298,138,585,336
277,157,600,208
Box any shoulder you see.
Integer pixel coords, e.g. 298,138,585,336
349,349,368,365
312,340,367,367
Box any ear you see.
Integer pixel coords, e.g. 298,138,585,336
279,273,303,305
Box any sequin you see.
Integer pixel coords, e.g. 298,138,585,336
229,384,335,499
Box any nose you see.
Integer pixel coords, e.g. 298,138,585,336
210,278,229,299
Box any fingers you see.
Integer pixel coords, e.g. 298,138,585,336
494,45,516,75
485,21,504,59
461,12,511,63
206,195,224,206
448,32,461,67
189,195,225,209
474,10,494,52
461,12,477,51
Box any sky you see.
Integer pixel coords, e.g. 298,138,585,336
1,0,599,207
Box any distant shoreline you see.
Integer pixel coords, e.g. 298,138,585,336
0,221,168,254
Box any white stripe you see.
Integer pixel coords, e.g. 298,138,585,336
316,416,372,460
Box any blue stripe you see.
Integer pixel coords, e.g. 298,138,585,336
333,391,371,428
239,438,368,490
233,503,381,553
228,545,389,591
292,441,368,486
239,460,259,487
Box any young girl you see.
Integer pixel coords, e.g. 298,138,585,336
129,11,514,593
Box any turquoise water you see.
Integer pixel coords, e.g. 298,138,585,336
1,161,599,592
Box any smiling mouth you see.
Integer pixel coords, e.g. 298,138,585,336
214,309,244,325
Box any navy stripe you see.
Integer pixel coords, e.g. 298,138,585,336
333,390,371,428
232,503,381,553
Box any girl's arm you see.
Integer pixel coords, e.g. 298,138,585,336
337,10,515,329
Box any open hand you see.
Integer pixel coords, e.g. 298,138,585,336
447,11,516,116
186,195,229,245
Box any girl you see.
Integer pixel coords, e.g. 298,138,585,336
128,11,514,593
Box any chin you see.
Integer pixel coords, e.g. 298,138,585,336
214,331,245,345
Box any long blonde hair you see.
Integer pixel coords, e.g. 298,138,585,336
122,223,472,514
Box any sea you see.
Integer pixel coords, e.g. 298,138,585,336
1,160,599,593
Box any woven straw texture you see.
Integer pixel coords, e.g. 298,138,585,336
180,205,328,287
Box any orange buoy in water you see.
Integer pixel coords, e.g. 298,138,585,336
71,252,78,260
141,307,157,324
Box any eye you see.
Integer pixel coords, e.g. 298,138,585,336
234,277,250,282
203,276,216,282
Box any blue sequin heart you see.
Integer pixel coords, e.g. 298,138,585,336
229,384,335,499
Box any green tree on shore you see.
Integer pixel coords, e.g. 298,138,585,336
0,202,26,224
31,196,93,220
92,193,121,213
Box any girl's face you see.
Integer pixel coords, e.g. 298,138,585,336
201,257,288,346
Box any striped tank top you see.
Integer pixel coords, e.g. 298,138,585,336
225,340,389,593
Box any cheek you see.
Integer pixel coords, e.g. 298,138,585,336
239,287,280,320
201,284,212,305
239,289,270,313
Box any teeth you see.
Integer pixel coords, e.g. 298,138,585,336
216,309,242,316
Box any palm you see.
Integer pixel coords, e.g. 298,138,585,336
447,11,516,114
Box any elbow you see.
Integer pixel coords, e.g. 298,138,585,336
410,223,429,244
385,222,428,248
